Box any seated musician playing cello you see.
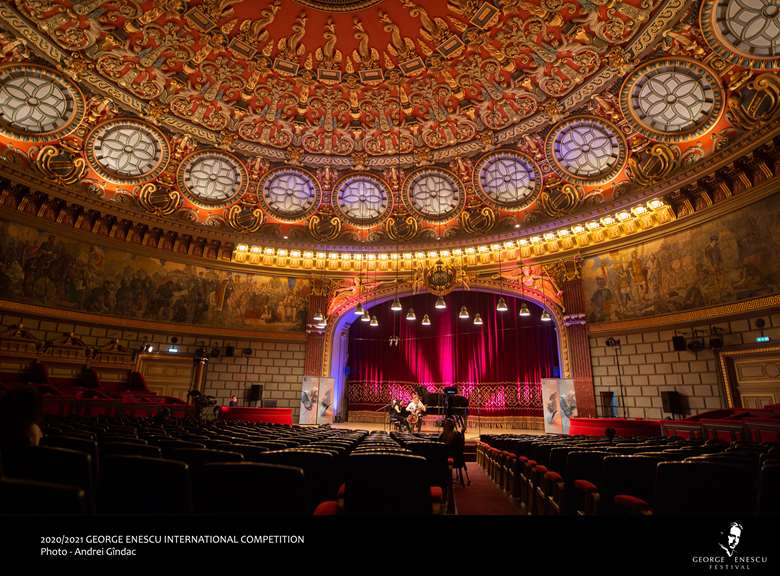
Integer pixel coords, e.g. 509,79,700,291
389,398,411,433
406,392,426,433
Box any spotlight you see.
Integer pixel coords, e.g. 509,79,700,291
313,310,324,323
390,297,402,312
210,347,220,358
168,337,179,353
242,348,253,356
369,315,379,327
458,305,470,319
143,343,154,353
473,313,483,326
434,295,447,309
354,303,364,316
605,337,620,347
421,314,431,326
518,302,530,317
406,308,416,321
361,309,371,322
540,310,552,322
496,297,508,312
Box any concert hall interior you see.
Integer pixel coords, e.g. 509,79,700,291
0,0,779,524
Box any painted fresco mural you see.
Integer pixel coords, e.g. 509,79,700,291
584,194,780,322
0,220,310,330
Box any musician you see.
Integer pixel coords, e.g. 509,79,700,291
406,393,426,433
389,399,411,433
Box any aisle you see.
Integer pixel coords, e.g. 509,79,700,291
452,464,524,515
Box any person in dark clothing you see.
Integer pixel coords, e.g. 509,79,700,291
389,399,411,433
0,387,43,452
439,417,469,486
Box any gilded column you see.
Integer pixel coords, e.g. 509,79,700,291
549,258,596,417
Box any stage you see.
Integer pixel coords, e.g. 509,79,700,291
332,419,545,441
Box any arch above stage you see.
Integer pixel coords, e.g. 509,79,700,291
319,281,571,422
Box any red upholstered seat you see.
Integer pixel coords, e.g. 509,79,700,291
544,471,563,483
613,494,652,515
574,479,598,493
313,500,339,516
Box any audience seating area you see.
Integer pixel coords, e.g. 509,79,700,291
477,433,780,516
0,415,452,515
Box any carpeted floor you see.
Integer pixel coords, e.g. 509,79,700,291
453,464,524,515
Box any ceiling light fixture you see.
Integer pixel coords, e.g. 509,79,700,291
473,313,483,326
421,314,431,326
459,305,470,319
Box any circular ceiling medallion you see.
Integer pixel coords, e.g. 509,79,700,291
0,64,84,142
620,58,724,142
474,150,542,210
333,173,392,227
259,167,322,222
177,150,247,208
294,0,383,11
403,168,465,222
546,116,628,184
85,119,169,183
701,0,780,69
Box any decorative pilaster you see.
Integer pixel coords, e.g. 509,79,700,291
303,279,329,376
549,257,596,417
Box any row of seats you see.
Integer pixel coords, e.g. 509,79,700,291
0,415,452,515
477,433,780,516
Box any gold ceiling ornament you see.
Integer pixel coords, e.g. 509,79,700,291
308,212,342,242
540,183,580,219
425,258,456,296
384,213,418,241
136,182,181,217
34,144,87,186
545,257,584,287
627,142,680,187
227,202,264,233
460,205,496,234
727,73,780,131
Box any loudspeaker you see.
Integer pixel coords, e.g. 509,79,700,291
709,337,723,349
246,384,262,403
225,346,235,357
672,336,687,351
661,390,683,414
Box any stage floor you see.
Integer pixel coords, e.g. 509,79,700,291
331,421,544,441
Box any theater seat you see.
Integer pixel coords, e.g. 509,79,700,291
0,478,86,515
99,455,191,514
344,452,433,515
194,462,307,516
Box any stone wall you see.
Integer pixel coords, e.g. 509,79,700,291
589,312,780,419
0,311,306,420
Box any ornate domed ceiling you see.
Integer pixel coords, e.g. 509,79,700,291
0,0,778,252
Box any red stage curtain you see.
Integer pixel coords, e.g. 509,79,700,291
347,291,559,412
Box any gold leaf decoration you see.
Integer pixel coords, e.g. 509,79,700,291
227,202,264,232
35,145,87,185
540,183,579,218
627,143,679,186
137,182,181,216
308,213,341,241
385,214,418,241
460,206,495,234
728,73,780,131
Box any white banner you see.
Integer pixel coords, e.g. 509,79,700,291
541,378,578,434
299,376,335,425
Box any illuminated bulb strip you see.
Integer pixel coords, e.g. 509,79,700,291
232,200,667,265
